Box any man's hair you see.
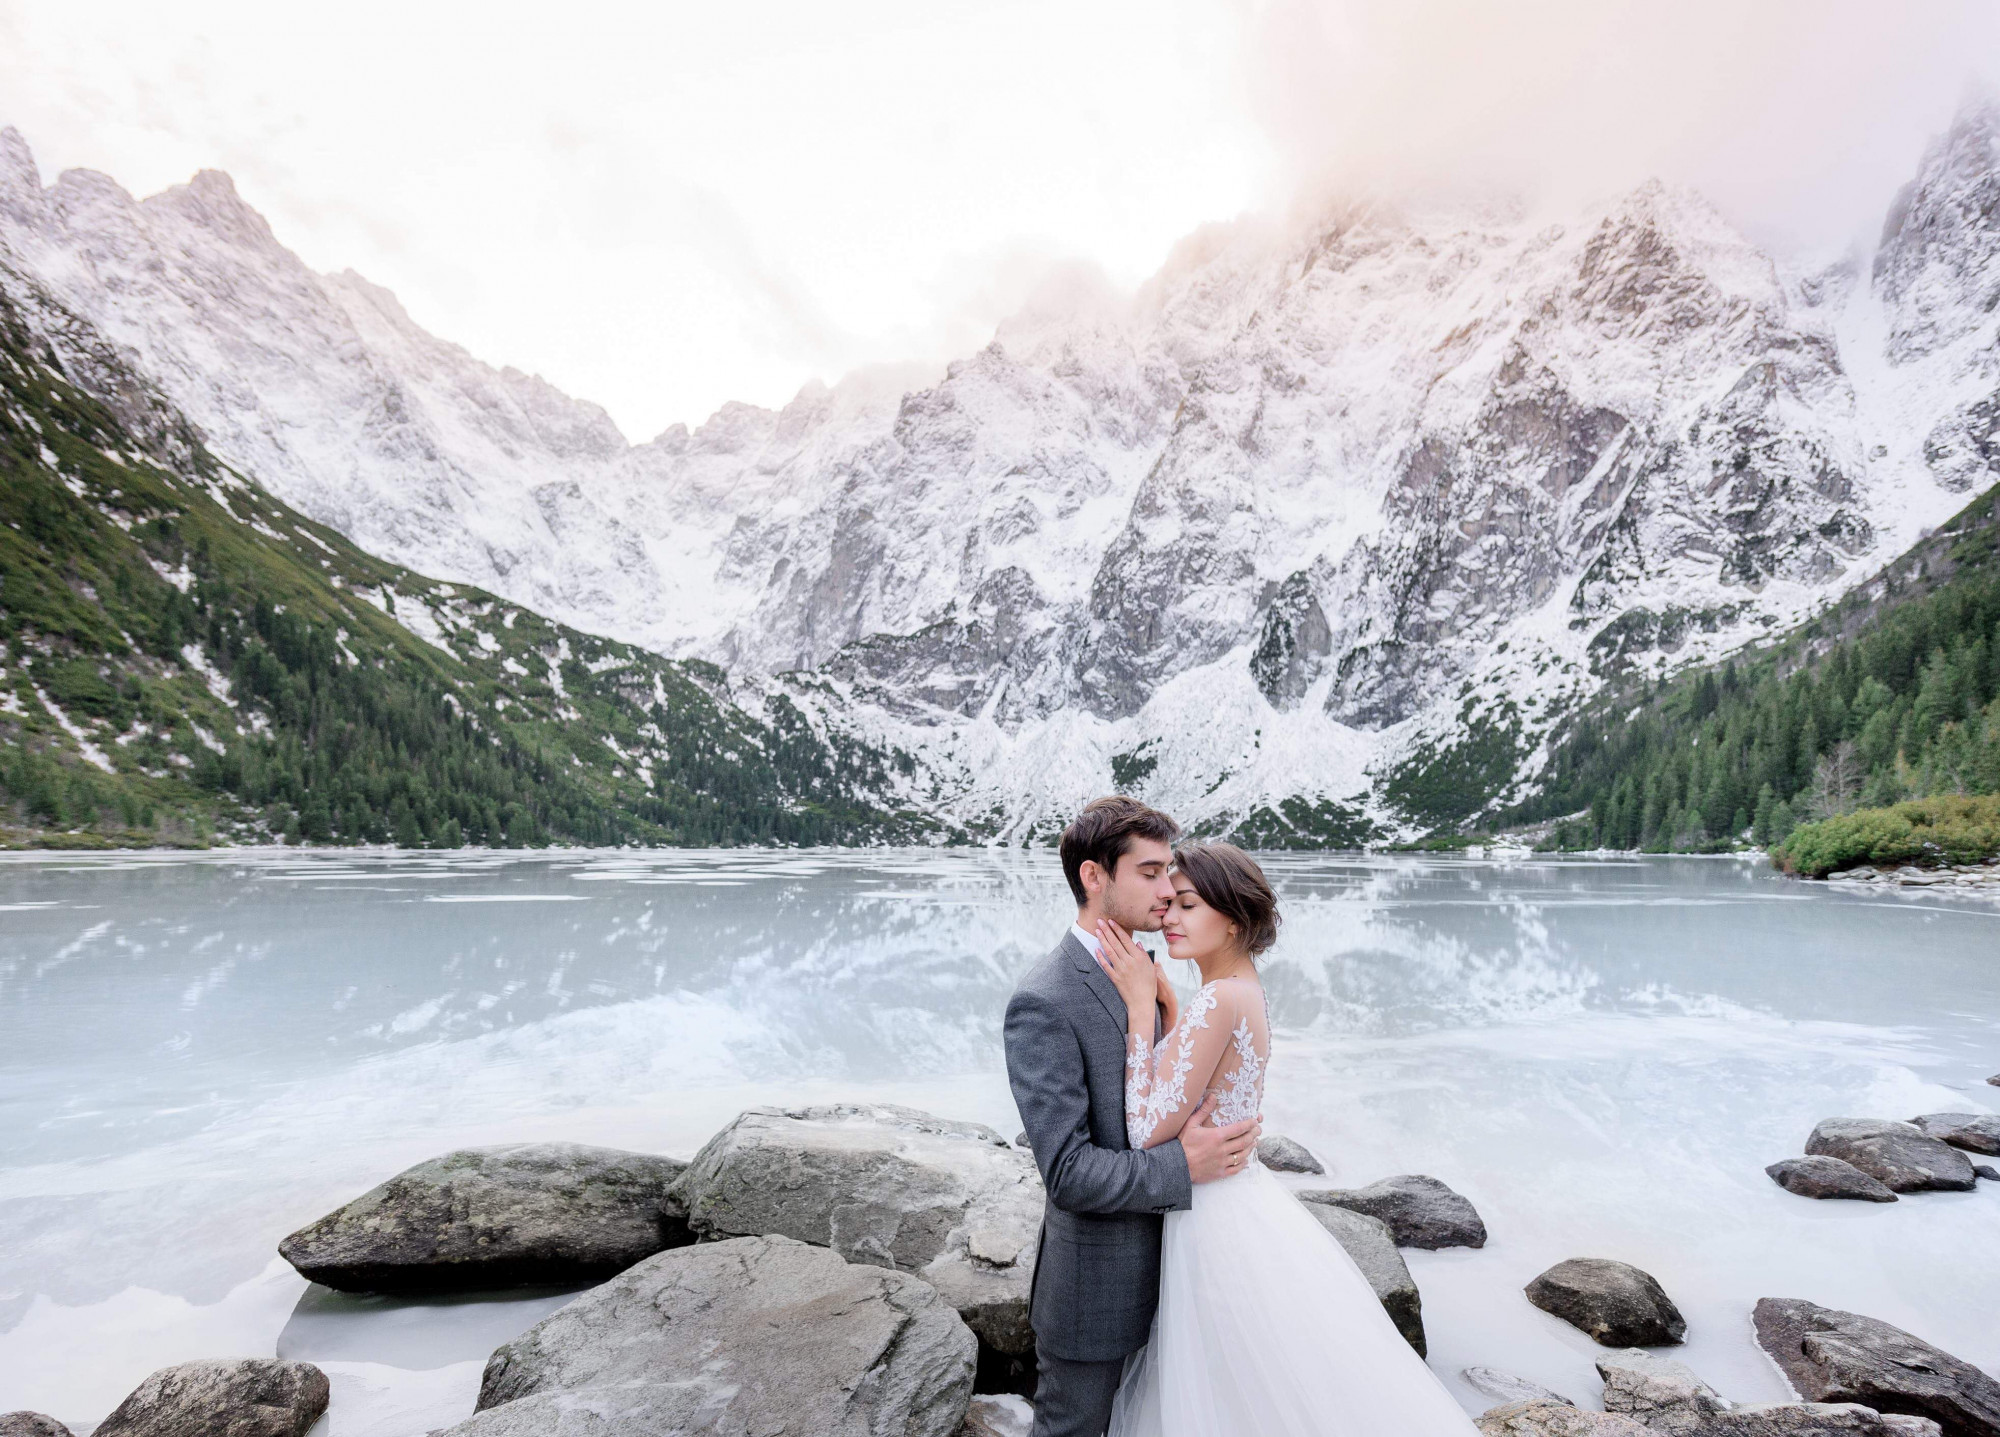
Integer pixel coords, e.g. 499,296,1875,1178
1060,796,1181,906
1171,841,1281,956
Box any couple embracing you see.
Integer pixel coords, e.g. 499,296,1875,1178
1004,797,1477,1437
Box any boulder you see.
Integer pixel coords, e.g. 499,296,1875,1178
1804,1120,1977,1193
1524,1259,1686,1347
1299,1198,1426,1355
279,1143,691,1293
670,1104,1042,1357
1597,1348,1730,1432
1463,1369,1575,1408
1909,1114,2000,1156
93,1360,329,1437
1257,1135,1325,1174
1597,1348,1943,1435
1976,1165,1999,1182
1476,1399,1652,1435
0,1416,71,1437
1987,1075,1998,1087
448,1235,975,1437
1754,1298,2000,1437
1297,1173,1487,1249
1766,1156,1899,1202
960,1395,1034,1437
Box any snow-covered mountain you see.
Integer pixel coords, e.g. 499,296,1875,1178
4,103,1998,840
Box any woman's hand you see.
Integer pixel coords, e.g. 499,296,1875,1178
1095,919,1161,1032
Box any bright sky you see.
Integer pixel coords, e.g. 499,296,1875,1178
0,1,1994,441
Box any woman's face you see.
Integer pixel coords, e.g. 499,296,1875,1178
1161,871,1238,964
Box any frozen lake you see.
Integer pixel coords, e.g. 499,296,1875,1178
2,849,1996,1432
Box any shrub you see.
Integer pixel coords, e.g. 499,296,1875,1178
1774,793,2000,877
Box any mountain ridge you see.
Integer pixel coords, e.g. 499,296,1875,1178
4,105,2000,841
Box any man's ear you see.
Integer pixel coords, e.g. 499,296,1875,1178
1079,858,1104,898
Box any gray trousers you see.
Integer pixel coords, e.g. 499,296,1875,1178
1030,1342,1126,1437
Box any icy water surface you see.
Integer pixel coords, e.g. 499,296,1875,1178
2,850,1996,1431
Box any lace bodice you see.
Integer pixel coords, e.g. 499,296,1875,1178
1124,977,1270,1150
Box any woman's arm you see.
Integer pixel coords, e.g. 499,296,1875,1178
1094,924,1238,1150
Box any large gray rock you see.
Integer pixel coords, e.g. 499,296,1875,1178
1755,1298,2000,1437
670,1104,1042,1356
1476,1400,1652,1435
1804,1120,1977,1193
1909,1114,2000,1156
1463,1370,1575,1408
0,1416,71,1437
93,1360,329,1437
1297,1173,1487,1249
1597,1349,1730,1433
279,1143,690,1292
1597,1348,1943,1435
1299,1198,1426,1355
1766,1156,1899,1202
447,1235,975,1437
1524,1259,1686,1347
1257,1135,1325,1174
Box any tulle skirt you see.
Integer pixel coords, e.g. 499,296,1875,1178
1107,1161,1480,1437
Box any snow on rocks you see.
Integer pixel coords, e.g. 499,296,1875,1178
446,1235,975,1437
669,1104,1044,1358
91,1360,329,1437
1463,1370,1578,1410
1297,1173,1488,1249
1804,1119,1978,1193
277,1144,692,1293
1754,1299,1999,1437
1524,1259,1687,1347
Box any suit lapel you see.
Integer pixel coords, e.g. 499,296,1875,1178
1063,931,1131,1043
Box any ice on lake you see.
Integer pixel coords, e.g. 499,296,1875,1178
1,848,1995,1432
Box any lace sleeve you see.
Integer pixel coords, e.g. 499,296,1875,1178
1124,982,1241,1149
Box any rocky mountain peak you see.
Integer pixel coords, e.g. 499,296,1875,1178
1875,92,2000,364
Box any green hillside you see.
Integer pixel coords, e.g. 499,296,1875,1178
1515,485,2000,852
0,268,930,849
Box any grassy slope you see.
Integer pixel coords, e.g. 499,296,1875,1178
0,267,933,849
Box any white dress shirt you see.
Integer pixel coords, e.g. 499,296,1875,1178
1070,921,1104,959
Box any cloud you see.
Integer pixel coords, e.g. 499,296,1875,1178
1238,0,2000,248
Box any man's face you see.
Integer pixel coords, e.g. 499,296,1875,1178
1092,837,1176,933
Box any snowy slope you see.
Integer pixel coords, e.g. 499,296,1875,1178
3,103,1998,840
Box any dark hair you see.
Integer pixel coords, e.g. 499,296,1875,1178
1171,842,1280,956
1059,796,1181,905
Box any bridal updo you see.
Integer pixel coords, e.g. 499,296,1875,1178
1171,842,1280,957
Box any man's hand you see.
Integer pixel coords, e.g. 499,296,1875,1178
1179,1092,1261,1184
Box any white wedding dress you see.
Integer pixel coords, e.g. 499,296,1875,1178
1107,977,1480,1437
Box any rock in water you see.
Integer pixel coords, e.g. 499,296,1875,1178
1803,1120,1977,1193
1976,1165,2000,1182
1524,1259,1686,1347
1462,1369,1575,1408
452,1235,975,1437
1754,1297,2000,1437
1256,1135,1325,1174
670,1104,1042,1357
1909,1113,2000,1155
1295,1174,1487,1249
279,1144,691,1292
1597,1347,1944,1435
0,1416,71,1437
1597,1349,1730,1431
1475,1399,1653,1435
93,1360,329,1437
1298,1198,1426,1355
1766,1156,1899,1202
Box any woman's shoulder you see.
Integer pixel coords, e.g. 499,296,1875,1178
1192,975,1264,1012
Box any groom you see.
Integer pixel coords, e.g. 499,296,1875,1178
1005,797,1262,1437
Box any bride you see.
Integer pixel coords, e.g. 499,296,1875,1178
1089,841,1480,1437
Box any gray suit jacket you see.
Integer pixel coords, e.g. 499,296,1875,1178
1004,931,1193,1362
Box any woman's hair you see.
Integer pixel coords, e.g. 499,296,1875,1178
1171,842,1280,957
